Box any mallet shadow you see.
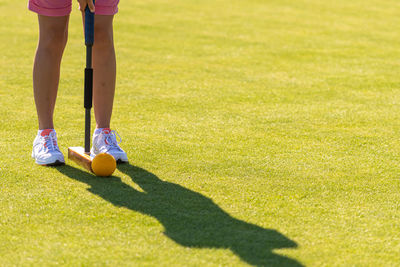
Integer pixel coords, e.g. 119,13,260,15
56,163,303,267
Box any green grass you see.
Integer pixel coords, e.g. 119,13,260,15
1,0,400,265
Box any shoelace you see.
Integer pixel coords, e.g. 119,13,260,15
43,132,59,151
103,130,122,151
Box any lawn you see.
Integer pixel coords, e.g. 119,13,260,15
1,0,400,266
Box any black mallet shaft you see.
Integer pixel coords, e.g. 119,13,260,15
84,3,95,154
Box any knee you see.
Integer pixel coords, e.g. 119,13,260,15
38,25,68,54
94,25,114,50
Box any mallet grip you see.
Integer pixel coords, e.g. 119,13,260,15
84,2,95,46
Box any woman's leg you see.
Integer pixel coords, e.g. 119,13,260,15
92,14,116,129
33,15,69,130
85,14,128,162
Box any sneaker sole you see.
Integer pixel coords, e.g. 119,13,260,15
33,152,65,166
40,160,65,166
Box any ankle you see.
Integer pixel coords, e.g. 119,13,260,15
38,123,54,130
96,124,110,129
94,127,111,135
38,128,55,135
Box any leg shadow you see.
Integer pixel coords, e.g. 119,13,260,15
56,164,303,267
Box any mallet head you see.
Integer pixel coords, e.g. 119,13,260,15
68,147,116,177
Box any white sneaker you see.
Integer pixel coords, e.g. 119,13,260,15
90,128,129,163
32,129,65,166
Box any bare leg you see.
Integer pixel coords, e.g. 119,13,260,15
33,15,69,130
83,14,116,129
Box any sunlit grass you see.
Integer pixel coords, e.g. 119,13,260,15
0,0,399,265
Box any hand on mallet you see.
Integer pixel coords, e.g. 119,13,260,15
77,0,95,12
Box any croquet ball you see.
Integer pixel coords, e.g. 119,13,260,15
91,153,116,177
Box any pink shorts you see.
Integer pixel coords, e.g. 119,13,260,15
28,0,119,17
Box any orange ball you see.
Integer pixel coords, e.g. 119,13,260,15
91,153,116,177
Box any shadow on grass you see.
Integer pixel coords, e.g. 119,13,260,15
56,164,302,267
